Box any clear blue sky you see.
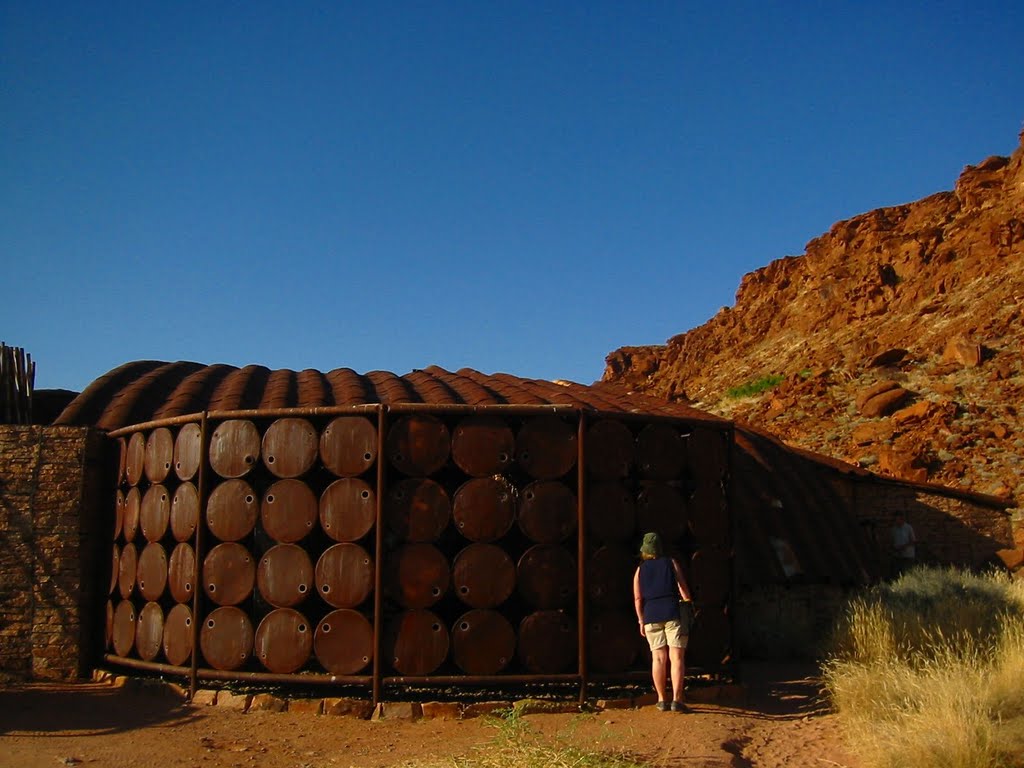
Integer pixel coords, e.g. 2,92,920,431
3,2,1022,392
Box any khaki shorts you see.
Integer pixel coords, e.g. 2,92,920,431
644,619,688,651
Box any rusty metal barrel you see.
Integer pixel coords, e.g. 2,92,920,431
452,543,515,608
389,543,449,608
315,543,374,608
690,548,730,605
452,478,515,542
687,606,730,667
262,417,318,478
144,427,174,484
586,546,636,609
690,483,728,546
314,609,374,675
112,600,136,657
126,432,146,486
518,481,577,544
585,419,634,479
114,490,125,541
255,608,313,673
163,604,193,666
209,419,261,478
123,488,141,542
451,416,515,477
110,544,120,595
451,609,515,675
137,542,168,601
516,417,577,479
586,482,635,543
136,602,164,661
140,484,171,542
261,479,317,543
636,483,688,543
174,422,202,481
320,478,376,542
518,610,577,673
200,606,254,671
320,416,378,477
257,544,314,608
117,438,127,486
635,423,685,480
171,482,199,542
206,479,258,542
203,542,255,606
587,611,640,672
385,478,450,542
385,609,449,676
105,600,114,650
168,543,196,604
118,542,137,599
386,414,450,476
517,545,576,609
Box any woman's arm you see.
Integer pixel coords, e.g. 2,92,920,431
633,567,646,635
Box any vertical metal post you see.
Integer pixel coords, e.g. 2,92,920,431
576,410,588,705
371,405,387,708
189,412,210,701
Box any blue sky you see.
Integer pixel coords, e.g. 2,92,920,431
3,2,1022,392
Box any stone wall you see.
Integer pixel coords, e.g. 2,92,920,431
0,425,107,681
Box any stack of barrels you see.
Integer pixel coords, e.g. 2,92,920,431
105,410,731,683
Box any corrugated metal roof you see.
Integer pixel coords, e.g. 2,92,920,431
54,361,730,431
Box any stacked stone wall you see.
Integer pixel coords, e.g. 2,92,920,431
0,425,106,681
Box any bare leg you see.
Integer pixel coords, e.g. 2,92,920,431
651,647,669,702
669,645,686,702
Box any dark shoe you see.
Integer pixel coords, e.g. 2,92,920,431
670,701,689,713
656,701,670,712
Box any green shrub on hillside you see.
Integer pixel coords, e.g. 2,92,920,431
725,374,785,399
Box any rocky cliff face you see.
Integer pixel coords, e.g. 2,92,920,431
604,129,1024,509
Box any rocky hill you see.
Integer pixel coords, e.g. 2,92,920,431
604,128,1024,516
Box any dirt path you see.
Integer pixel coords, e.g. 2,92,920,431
0,664,861,768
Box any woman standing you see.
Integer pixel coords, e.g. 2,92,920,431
633,532,692,712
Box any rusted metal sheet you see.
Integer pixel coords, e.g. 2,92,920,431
451,416,515,477
118,542,137,599
586,546,635,609
320,478,376,542
261,479,317,543
255,608,312,674
587,611,640,672
452,543,515,608
385,478,450,542
518,481,577,545
209,419,261,478
585,419,634,479
174,422,202,481
517,545,576,609
385,609,449,676
168,543,196,604
516,417,577,479
452,477,515,542
126,432,146,486
451,609,515,675
635,423,685,480
114,489,125,541
140,485,170,542
171,482,199,542
315,543,373,608
389,543,449,608
200,606,254,671
203,542,255,606
137,542,168,601
518,610,577,673
314,609,373,675
136,602,164,661
386,414,451,476
320,416,378,477
257,544,313,608
636,483,688,543
123,488,140,542
262,417,318,478
206,479,258,541
144,427,174,483
586,482,635,543
112,600,136,657
163,604,193,666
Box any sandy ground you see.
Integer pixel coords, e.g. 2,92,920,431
0,663,861,768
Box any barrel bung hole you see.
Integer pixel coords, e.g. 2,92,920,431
432,623,441,632
321,585,331,594
393,452,404,463
164,462,171,470
298,624,307,633
185,583,192,592
207,619,215,629
161,494,167,502
362,655,369,662
459,621,469,632
498,452,509,463
176,462,181,470
267,456,276,464
298,584,307,593
139,580,145,589
525,491,535,501
520,451,530,461
363,452,372,461
321,623,331,633
245,495,254,505
266,495,275,504
459,586,469,595
244,455,255,465
185,617,191,627
361,490,370,499
431,586,441,596
208,584,216,593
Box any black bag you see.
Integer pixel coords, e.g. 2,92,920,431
678,600,694,633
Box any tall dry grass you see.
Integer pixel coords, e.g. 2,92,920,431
824,567,1024,768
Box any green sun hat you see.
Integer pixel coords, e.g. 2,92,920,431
640,532,662,557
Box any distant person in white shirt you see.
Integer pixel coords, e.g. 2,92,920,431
890,514,917,577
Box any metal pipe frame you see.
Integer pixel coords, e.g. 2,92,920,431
189,411,210,701
371,404,386,707
575,410,588,705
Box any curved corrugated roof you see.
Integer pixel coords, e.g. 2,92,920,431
54,361,729,431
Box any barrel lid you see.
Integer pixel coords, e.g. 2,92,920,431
257,544,314,608
209,419,260,479
320,416,378,477
262,418,318,478
261,479,317,543
320,478,376,542
254,608,313,674
144,427,174,484
451,609,515,675
314,609,373,675
451,416,515,477
203,542,256,606
200,606,254,671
